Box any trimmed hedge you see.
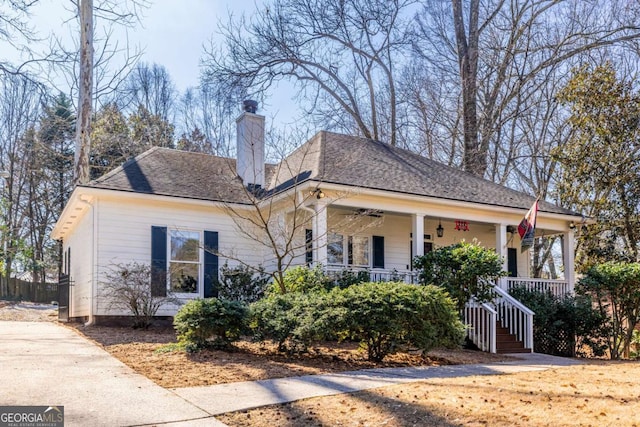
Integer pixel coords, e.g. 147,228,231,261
250,281,464,361
340,282,464,361
249,291,344,352
270,265,334,294
173,298,248,351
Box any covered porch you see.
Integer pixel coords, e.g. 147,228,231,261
306,200,577,297
300,192,580,354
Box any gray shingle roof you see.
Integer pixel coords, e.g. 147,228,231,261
87,147,258,203
85,132,577,216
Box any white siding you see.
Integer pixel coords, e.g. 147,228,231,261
315,211,533,276
64,205,94,318
93,196,265,316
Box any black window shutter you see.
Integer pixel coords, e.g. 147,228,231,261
372,236,385,269
507,248,518,278
203,231,219,298
151,226,167,297
305,229,313,265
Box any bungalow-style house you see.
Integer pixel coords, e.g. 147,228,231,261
52,102,583,353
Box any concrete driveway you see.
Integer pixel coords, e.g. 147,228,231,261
0,321,226,427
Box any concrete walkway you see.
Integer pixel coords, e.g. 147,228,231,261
173,352,582,415
0,321,225,427
0,320,583,426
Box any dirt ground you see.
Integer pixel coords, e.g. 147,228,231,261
67,323,513,388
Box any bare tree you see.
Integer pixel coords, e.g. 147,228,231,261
68,0,149,185
176,83,238,156
203,0,415,146
208,128,381,292
0,75,43,296
74,0,93,185
120,62,177,122
0,0,48,82
411,0,640,177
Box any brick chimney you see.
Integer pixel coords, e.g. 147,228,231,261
236,100,265,188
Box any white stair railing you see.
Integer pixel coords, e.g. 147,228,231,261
491,283,535,351
325,266,419,284
500,277,573,298
463,300,497,353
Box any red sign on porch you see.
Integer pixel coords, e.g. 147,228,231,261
454,220,469,231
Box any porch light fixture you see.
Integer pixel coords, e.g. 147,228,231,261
436,220,444,238
310,188,325,199
569,221,576,230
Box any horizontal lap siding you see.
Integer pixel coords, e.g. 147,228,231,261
370,214,411,270
65,208,93,318
94,197,265,316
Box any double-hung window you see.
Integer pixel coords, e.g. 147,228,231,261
327,232,370,267
169,230,201,294
151,227,219,298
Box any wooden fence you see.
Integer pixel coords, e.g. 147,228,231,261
6,278,59,303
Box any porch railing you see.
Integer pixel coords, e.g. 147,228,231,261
499,277,573,298
491,282,534,351
463,300,497,353
325,266,419,284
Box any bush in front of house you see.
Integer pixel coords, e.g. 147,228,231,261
249,291,343,352
173,298,248,351
340,282,465,362
218,262,270,303
101,262,181,329
270,265,334,294
508,286,608,357
577,262,640,359
250,281,464,362
413,240,505,312
332,269,370,288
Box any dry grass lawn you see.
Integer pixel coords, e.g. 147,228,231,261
5,303,639,425
218,361,640,427
67,324,512,388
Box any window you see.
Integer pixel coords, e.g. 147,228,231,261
349,236,369,266
328,233,371,267
151,227,219,298
170,230,201,293
328,232,344,264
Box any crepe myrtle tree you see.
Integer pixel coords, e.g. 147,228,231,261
204,128,382,294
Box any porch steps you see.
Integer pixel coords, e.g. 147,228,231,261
496,321,531,354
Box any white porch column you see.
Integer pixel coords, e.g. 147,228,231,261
563,229,575,290
412,214,425,258
314,202,328,266
495,223,508,273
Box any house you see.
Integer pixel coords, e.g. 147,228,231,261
52,101,583,352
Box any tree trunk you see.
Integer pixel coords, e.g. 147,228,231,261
74,0,94,185
452,0,484,177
